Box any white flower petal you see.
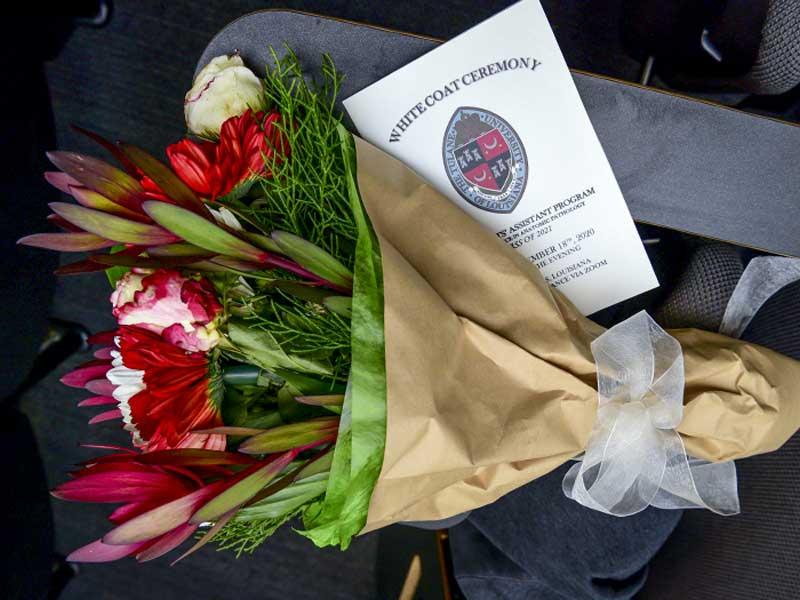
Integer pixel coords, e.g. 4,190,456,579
184,54,265,136
105,362,146,447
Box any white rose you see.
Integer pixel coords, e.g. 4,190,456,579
184,54,265,137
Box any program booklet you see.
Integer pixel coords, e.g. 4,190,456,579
344,0,658,315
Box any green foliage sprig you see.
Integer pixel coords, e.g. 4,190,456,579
221,48,357,268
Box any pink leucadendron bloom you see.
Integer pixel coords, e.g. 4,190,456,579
111,269,223,352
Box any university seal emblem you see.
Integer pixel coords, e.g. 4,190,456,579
442,107,528,213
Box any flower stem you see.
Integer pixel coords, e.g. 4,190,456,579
263,254,351,295
222,364,262,386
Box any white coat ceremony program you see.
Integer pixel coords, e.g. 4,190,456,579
344,0,658,315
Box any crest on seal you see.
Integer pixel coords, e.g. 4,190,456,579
442,107,528,213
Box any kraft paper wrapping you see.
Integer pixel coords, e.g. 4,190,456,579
352,138,800,531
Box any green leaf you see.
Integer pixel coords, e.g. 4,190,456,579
276,384,319,423
143,201,266,263
72,125,141,177
238,417,339,455
272,281,330,305
234,472,330,522
142,201,266,262
106,265,130,288
323,296,352,318
297,451,334,480
271,370,346,396
295,392,344,417
91,253,207,269
242,409,284,430
124,449,255,467
295,394,345,407
17,232,114,252
227,320,332,376
193,427,266,436
244,232,282,254
271,230,353,289
46,151,145,211
147,242,214,257
207,361,226,414
300,125,387,550
208,257,264,272
116,142,207,214
190,452,296,523
50,202,177,245
218,177,256,203
55,258,110,275
70,187,144,220
220,385,284,431
105,245,129,288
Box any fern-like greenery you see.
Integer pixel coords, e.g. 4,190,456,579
211,505,311,557
221,48,357,268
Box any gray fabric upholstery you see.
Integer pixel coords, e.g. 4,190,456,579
742,279,800,357
653,243,744,331
744,0,800,94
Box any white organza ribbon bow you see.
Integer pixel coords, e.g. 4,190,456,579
562,311,740,516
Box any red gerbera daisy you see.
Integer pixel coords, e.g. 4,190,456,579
62,326,225,452
166,109,289,200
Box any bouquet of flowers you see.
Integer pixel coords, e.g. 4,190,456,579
21,49,800,564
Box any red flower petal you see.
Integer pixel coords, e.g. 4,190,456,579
77,395,117,407
79,443,137,454
108,500,164,525
53,470,188,503
61,363,111,388
88,330,117,345
103,483,222,545
84,448,254,467
85,379,116,396
94,347,114,360
167,110,288,200
114,325,223,450
44,171,82,194
67,538,149,563
88,408,123,424
135,522,198,562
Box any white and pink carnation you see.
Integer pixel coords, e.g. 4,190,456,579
111,269,223,352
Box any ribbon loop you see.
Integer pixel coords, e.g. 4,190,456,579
563,311,740,516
